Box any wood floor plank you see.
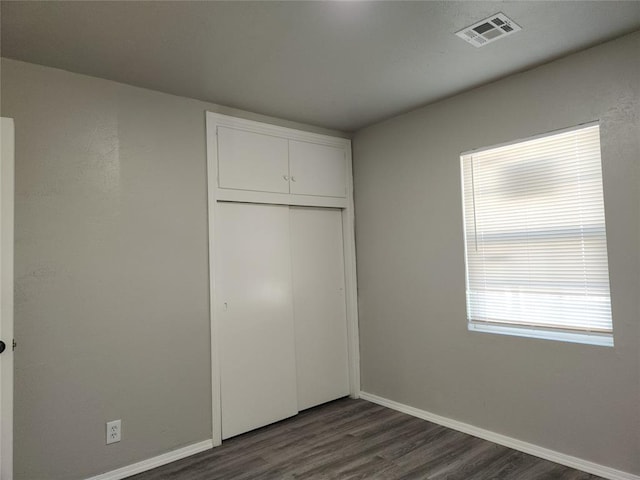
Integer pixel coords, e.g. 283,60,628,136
130,398,604,480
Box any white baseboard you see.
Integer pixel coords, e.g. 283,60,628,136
359,392,639,480
86,439,214,480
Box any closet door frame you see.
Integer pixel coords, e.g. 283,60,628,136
205,112,361,447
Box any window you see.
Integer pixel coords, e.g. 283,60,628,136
460,123,613,346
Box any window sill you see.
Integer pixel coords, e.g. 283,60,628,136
468,322,614,347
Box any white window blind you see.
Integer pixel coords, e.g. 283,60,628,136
460,123,613,346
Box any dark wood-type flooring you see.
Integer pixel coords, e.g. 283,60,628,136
130,398,604,480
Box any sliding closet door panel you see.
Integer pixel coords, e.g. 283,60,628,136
290,207,350,410
216,202,298,439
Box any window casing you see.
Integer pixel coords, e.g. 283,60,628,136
460,123,613,346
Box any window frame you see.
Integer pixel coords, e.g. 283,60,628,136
460,122,614,347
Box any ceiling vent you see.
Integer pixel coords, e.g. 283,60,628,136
455,13,521,47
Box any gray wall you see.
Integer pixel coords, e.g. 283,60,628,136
353,31,640,474
0,58,346,480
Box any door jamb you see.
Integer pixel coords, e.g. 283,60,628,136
1,117,15,480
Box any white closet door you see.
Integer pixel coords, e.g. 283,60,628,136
216,202,298,439
290,207,350,410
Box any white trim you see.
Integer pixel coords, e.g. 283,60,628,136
205,114,223,447
341,144,361,398
360,392,639,480
469,322,614,347
216,188,347,208
85,440,213,480
1,117,15,480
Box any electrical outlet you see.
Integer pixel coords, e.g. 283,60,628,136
106,419,121,445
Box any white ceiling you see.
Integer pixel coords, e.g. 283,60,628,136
2,1,640,132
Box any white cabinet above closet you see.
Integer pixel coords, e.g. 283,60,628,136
217,126,289,194
289,140,347,197
210,113,351,208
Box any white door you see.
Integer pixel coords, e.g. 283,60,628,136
215,202,298,439
217,127,290,194
290,207,349,410
0,118,14,480
288,140,347,198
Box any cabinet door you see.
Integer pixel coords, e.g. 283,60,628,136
290,207,350,410
217,127,290,193
289,140,347,197
216,202,298,439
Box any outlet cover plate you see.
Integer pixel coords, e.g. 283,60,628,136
106,419,121,445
